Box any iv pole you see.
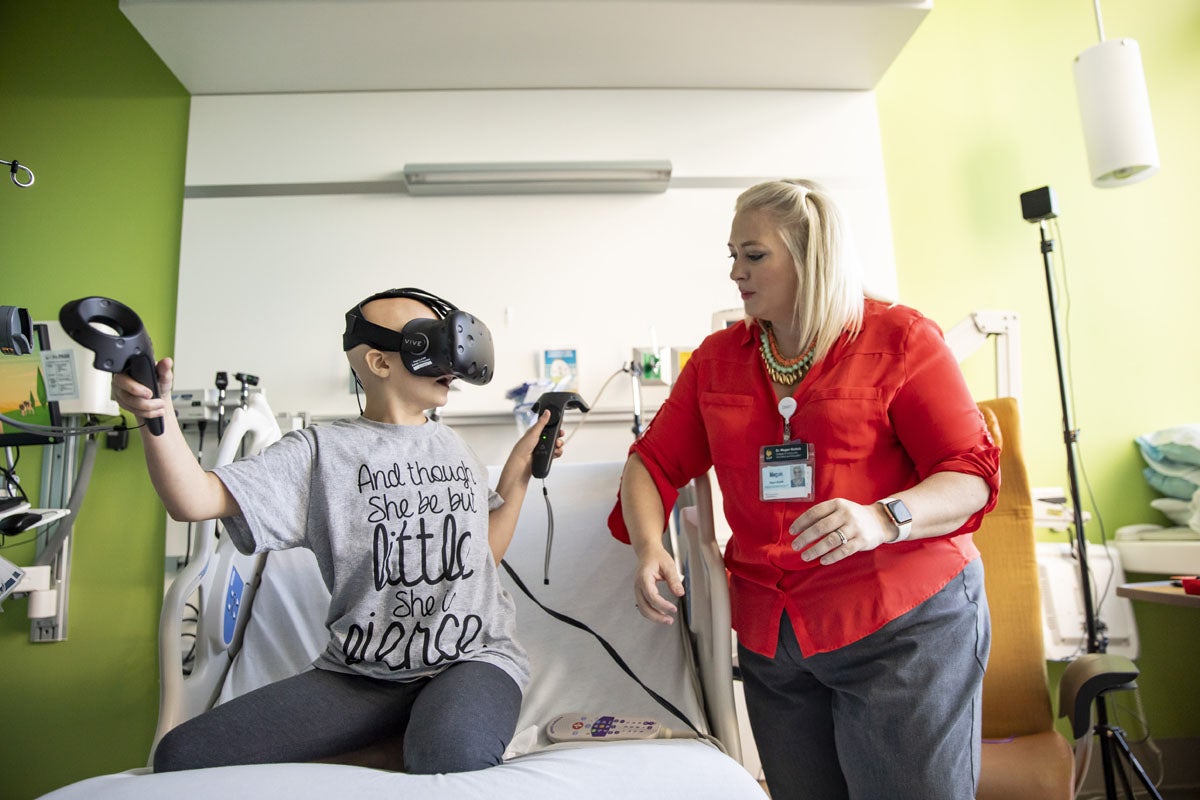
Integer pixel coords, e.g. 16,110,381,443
1022,186,1163,800
1033,214,1100,653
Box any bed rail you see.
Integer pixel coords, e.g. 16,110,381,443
678,471,741,762
149,394,282,763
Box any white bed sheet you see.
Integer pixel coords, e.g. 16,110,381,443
40,740,762,800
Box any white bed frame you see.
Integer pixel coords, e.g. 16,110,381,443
151,394,282,755
676,471,741,762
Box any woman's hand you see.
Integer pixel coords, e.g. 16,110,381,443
632,543,684,625
788,474,990,565
788,498,893,566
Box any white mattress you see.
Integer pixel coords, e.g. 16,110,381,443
40,740,762,800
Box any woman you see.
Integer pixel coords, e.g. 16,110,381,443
609,180,1000,800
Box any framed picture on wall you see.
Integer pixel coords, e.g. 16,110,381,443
540,348,578,390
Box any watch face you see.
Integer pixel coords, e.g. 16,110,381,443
887,498,913,525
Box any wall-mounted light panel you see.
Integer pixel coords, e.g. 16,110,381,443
402,160,672,196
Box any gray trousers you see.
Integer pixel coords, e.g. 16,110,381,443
153,660,522,774
738,559,990,800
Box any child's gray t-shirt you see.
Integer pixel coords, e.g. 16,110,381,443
213,416,530,690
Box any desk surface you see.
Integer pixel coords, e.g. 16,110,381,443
1116,581,1200,609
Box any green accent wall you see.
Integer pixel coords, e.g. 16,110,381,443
0,2,188,798
877,0,1200,740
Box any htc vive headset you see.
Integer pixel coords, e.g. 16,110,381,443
342,288,494,386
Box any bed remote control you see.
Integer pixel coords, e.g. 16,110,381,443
546,712,662,742
529,392,590,479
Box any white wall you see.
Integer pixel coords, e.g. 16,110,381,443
174,89,896,465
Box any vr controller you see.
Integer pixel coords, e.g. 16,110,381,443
59,296,164,436
530,392,590,479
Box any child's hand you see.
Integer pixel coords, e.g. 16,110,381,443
515,409,565,471
111,357,174,423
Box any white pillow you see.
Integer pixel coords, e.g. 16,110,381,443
1137,429,1200,500
1142,467,1200,501
1150,494,1200,532
1137,425,1200,468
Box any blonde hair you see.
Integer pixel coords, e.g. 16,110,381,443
735,179,864,363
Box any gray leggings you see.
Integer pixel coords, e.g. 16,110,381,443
153,660,522,774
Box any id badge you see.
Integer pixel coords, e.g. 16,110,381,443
760,441,815,502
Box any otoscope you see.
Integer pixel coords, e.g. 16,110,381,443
215,371,229,440
235,372,258,409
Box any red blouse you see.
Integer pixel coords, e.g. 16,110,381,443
608,300,1000,657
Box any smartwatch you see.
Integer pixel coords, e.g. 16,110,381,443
878,498,913,543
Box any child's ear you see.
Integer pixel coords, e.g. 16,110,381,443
364,350,392,378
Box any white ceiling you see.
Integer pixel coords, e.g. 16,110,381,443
120,0,931,95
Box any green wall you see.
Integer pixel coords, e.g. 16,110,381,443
877,0,1200,740
0,2,188,798
2,1,1197,797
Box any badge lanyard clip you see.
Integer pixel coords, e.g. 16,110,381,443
759,397,814,502
779,397,797,443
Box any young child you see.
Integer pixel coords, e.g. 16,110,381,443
112,288,560,774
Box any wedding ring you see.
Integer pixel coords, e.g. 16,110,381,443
835,529,848,547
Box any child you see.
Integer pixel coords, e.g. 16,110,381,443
113,288,560,774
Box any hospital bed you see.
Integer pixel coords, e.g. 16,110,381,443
40,400,762,799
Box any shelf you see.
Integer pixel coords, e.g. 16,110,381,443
1117,581,1200,609
120,0,931,95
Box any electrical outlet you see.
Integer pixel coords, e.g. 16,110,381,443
632,348,667,386
32,618,63,642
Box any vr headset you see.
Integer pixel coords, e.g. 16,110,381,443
342,288,494,386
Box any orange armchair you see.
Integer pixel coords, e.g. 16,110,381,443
974,398,1075,800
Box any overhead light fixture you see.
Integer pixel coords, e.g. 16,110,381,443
402,160,672,196
1072,1,1159,187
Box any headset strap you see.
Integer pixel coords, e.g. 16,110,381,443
342,287,458,352
360,287,457,318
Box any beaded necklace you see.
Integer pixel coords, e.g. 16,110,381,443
759,321,816,386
